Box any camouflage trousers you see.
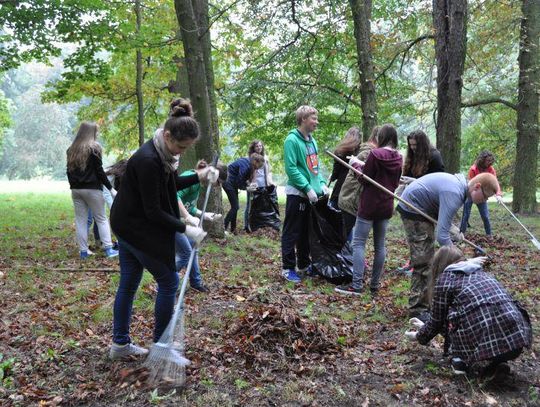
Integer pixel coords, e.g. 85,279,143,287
400,215,435,317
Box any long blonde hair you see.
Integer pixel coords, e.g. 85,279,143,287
66,122,101,172
427,246,465,304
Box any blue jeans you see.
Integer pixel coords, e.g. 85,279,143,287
113,238,179,344
351,216,389,290
460,199,491,235
174,232,202,288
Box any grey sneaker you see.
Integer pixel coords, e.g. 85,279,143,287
109,342,148,360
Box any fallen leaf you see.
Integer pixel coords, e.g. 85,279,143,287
235,295,246,302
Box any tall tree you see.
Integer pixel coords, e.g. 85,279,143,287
432,0,468,173
513,0,540,213
349,0,378,140
135,0,145,146
174,0,223,233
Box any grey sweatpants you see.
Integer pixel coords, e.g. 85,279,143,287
71,189,113,252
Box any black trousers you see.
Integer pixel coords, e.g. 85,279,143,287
223,184,240,232
281,194,311,270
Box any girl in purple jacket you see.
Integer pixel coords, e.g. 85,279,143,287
335,124,403,296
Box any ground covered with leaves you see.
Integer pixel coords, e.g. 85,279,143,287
1,192,539,406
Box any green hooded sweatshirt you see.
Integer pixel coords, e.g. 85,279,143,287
284,129,325,195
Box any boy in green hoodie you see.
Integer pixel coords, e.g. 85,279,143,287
281,105,328,283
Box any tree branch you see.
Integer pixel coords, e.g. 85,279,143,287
461,98,517,110
376,34,434,82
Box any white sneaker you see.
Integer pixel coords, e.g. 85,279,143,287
109,342,148,360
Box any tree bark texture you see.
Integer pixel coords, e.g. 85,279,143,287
433,0,468,173
513,0,539,213
349,0,378,141
174,0,224,235
135,0,145,146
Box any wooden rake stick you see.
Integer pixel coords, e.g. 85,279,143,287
325,150,488,256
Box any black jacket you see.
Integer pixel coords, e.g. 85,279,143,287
67,152,113,190
110,140,199,268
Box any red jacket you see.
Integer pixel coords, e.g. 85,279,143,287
468,164,501,195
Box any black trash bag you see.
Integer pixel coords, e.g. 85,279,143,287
309,196,353,284
248,185,281,232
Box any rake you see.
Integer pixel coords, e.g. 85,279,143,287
496,197,540,250
326,150,489,256
144,157,218,388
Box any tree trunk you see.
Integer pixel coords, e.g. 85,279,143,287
193,0,224,230
349,0,378,141
174,0,224,235
135,0,145,146
169,54,199,173
512,0,539,214
432,0,467,173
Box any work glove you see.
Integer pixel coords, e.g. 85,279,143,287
469,256,488,266
405,331,418,341
246,182,258,192
203,212,222,222
197,166,220,184
110,188,118,199
184,225,207,246
449,225,464,243
400,176,415,185
306,189,318,204
185,214,199,227
495,195,503,204
409,317,425,329
395,184,406,198
348,155,364,168
322,184,330,196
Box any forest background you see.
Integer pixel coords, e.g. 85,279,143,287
0,0,538,213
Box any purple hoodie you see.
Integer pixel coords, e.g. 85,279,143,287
357,147,402,220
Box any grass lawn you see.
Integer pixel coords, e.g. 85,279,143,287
0,191,539,406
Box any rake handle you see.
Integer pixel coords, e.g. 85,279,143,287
168,154,220,337
326,150,487,256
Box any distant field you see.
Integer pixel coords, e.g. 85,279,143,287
0,180,70,193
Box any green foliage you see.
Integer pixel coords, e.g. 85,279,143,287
0,353,16,388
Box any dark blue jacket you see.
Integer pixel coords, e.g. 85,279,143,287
224,157,251,190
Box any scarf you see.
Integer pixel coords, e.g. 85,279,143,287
153,128,179,173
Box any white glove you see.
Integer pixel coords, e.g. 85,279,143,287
469,256,488,266
207,167,219,184
203,212,222,222
184,225,207,246
246,182,258,192
110,188,117,199
405,331,418,341
395,184,406,198
185,214,199,227
348,156,364,167
409,317,425,329
495,195,503,204
400,176,415,185
322,184,330,196
197,167,219,184
449,225,464,242
306,189,318,204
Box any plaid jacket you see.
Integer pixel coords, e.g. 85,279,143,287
417,262,532,364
